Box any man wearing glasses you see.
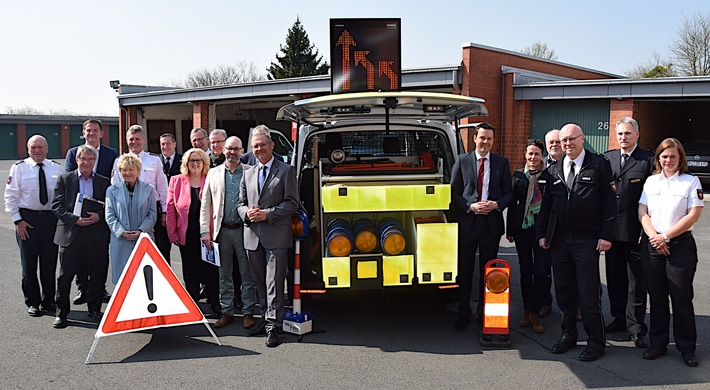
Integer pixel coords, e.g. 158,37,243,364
537,123,616,362
209,129,227,168
190,128,210,155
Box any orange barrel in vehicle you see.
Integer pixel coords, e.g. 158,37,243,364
378,218,406,256
326,218,353,257
353,218,378,253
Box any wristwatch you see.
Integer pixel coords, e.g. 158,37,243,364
663,234,670,243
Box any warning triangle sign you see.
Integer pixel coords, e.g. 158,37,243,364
96,233,206,337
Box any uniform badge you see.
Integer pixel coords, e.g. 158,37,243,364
6,176,11,184
610,182,616,192
698,189,704,200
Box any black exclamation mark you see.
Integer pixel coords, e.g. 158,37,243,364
144,265,157,313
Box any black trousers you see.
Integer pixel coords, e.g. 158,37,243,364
153,220,172,265
512,227,551,312
551,234,605,349
457,215,500,318
641,234,697,354
56,229,109,318
605,240,647,335
17,209,58,309
179,222,220,314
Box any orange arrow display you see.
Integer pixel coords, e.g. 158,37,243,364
378,61,399,91
336,30,357,91
354,51,375,90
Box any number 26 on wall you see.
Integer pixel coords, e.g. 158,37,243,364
598,121,609,131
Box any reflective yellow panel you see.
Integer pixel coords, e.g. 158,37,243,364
357,261,378,279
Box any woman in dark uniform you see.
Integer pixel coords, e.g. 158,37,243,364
638,138,703,367
506,139,551,333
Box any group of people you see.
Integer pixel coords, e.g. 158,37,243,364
452,119,703,367
5,120,298,348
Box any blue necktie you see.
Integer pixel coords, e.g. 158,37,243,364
258,165,267,193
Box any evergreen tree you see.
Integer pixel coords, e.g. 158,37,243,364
267,17,329,79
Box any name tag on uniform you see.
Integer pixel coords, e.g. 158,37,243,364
580,176,592,181
553,179,561,185
630,178,641,183
144,167,155,172
538,180,547,185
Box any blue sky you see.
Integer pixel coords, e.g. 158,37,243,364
2,0,706,115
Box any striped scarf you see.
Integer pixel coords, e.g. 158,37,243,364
522,166,543,229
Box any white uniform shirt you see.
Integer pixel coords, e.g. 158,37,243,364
112,151,169,212
639,171,704,234
4,158,62,221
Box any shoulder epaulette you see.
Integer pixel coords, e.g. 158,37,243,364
14,160,23,165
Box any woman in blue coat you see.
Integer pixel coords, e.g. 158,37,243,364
105,153,157,284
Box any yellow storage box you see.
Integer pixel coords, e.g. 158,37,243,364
416,223,457,284
322,257,350,288
322,184,450,212
383,255,414,286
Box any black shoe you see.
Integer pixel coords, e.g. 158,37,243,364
28,306,42,317
53,317,68,329
604,320,626,333
248,321,267,336
41,303,57,314
631,333,649,348
87,311,103,322
73,291,88,305
551,337,577,354
454,316,470,331
642,346,667,360
579,347,605,362
102,290,111,304
266,330,280,347
681,353,699,367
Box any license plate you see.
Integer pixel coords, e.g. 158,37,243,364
688,161,708,167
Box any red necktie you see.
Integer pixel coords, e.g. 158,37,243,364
477,157,486,202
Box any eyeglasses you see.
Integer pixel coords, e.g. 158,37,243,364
210,139,226,145
188,159,203,164
252,142,270,149
191,136,206,142
77,157,96,162
560,135,581,143
225,147,242,152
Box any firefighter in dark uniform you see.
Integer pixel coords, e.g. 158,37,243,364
4,135,62,316
638,137,703,368
602,117,654,347
537,123,616,362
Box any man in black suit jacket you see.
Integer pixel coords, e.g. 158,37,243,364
52,145,111,328
156,133,182,263
602,117,654,347
64,119,118,178
64,119,117,304
536,124,616,362
451,123,513,331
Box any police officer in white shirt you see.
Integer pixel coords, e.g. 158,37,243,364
4,135,62,317
111,125,169,223
638,137,704,367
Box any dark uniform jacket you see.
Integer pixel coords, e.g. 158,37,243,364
536,150,616,242
52,171,111,248
603,147,654,242
506,168,552,237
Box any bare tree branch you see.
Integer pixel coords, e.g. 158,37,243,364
626,52,677,78
174,61,266,88
671,11,710,76
519,41,559,61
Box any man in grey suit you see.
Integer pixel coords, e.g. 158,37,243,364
238,130,299,348
51,145,111,328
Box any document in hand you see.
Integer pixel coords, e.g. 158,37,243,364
200,241,221,266
73,193,105,218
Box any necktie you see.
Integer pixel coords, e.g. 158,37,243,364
38,162,48,205
566,161,576,189
621,153,629,169
258,165,268,193
477,157,486,202
163,157,170,175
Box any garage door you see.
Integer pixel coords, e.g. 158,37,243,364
531,99,610,153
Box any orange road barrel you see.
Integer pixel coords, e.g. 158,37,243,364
353,219,378,253
326,219,353,257
378,218,406,256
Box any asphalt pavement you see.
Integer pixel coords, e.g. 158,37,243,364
0,159,709,389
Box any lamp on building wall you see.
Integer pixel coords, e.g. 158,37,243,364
109,80,120,90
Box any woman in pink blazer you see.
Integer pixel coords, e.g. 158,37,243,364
166,148,220,318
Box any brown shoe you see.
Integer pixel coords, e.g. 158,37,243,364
243,314,256,329
530,313,544,334
539,304,552,318
214,314,234,328
520,310,531,327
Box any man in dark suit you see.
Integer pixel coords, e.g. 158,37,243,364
64,119,118,178
64,119,117,305
537,123,616,362
238,130,299,348
602,117,654,347
52,145,111,328
451,122,513,331
156,133,182,263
